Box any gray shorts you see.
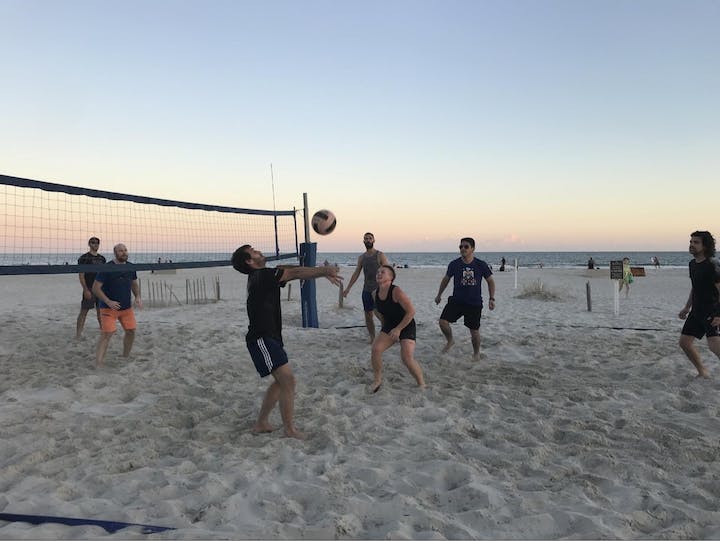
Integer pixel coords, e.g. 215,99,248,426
81,294,100,310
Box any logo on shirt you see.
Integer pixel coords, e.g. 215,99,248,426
461,267,477,286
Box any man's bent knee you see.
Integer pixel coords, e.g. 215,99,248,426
272,364,296,387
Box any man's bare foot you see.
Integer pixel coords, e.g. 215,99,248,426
252,422,275,434
696,370,710,379
284,427,306,440
368,380,382,393
441,339,454,354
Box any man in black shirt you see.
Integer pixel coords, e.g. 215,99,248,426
232,244,342,440
76,236,106,338
679,231,720,377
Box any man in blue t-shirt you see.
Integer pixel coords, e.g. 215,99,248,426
435,237,496,361
92,243,143,368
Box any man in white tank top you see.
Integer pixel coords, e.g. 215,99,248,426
343,232,389,342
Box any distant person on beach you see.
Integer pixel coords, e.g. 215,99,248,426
76,236,106,339
619,257,633,297
435,237,496,361
232,244,343,440
369,265,425,393
343,232,389,342
587,257,595,270
92,243,142,368
499,257,506,271
678,231,720,378
652,256,661,269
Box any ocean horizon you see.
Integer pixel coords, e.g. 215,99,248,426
318,251,691,270
0,250,692,270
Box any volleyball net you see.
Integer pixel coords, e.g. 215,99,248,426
0,174,300,275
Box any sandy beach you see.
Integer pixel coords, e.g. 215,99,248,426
1,264,720,539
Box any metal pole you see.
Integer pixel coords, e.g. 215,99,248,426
303,192,311,246
613,280,620,316
586,281,592,311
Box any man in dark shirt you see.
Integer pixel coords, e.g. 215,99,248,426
76,237,106,338
92,243,142,368
232,244,342,440
679,231,720,378
435,237,496,361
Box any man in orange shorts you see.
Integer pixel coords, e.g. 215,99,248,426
92,243,143,367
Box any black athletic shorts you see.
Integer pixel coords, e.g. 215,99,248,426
81,294,100,310
440,296,482,330
247,336,289,377
682,311,720,339
381,319,416,341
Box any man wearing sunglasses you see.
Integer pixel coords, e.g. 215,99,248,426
435,237,496,361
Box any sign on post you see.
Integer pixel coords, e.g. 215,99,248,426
610,260,622,315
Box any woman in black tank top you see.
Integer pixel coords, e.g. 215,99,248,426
369,265,426,392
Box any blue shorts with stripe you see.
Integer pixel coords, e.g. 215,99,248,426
247,337,289,377
362,290,375,311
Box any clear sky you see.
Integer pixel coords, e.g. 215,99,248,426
1,0,718,252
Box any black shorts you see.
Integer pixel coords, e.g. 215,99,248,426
682,312,720,340
440,297,482,330
381,319,416,341
247,337,289,377
81,294,100,310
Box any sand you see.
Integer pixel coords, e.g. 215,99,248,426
1,264,720,539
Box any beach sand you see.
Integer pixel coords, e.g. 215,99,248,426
1,265,720,539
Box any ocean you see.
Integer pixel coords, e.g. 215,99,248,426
318,251,690,270
0,250,691,270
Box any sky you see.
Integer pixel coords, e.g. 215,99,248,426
1,0,718,252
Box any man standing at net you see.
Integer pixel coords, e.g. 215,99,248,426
342,232,389,342
92,243,143,368
76,236,106,339
232,244,342,440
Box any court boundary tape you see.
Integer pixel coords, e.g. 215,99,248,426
0,512,175,534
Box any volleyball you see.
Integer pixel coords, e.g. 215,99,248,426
311,209,337,235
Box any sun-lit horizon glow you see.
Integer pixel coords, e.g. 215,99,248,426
2,0,718,253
